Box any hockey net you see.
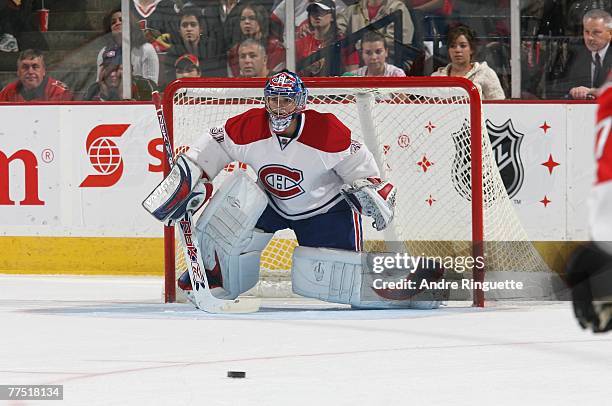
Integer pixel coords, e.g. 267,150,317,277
162,77,551,306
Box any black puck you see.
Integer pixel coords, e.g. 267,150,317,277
227,371,246,378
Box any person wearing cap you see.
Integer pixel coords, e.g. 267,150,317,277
84,46,157,101
164,5,225,85
296,0,359,77
237,38,268,77
0,49,73,102
227,3,285,77
97,7,159,85
175,53,201,78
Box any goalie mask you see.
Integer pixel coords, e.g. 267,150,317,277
264,70,308,133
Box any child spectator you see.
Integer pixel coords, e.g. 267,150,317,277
97,7,159,85
0,48,72,101
226,3,285,76
431,24,505,100
351,30,405,76
296,0,359,77
175,53,201,78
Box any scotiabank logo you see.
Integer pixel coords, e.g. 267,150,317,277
80,124,130,187
0,149,44,205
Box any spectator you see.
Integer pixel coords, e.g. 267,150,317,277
97,7,159,85
351,30,405,76
566,0,611,37
237,38,268,77
558,9,611,100
219,0,283,51
296,0,359,76
175,53,201,78
0,49,72,101
131,0,179,53
336,0,414,60
164,5,225,84
84,46,157,101
227,3,285,77
431,24,505,100
271,0,349,40
173,0,227,53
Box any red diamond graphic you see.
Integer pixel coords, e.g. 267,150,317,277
541,154,560,175
540,195,551,207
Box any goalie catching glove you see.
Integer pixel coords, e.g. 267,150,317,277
142,155,213,226
341,177,396,231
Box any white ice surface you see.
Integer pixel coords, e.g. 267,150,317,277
1,275,611,406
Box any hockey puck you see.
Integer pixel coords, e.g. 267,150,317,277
227,371,246,378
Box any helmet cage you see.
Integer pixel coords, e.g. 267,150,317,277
264,71,308,132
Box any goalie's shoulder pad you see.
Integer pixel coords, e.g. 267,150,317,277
341,177,396,231
142,154,213,225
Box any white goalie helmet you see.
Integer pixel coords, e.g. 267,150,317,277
264,70,308,133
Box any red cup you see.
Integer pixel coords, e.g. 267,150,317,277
38,8,49,32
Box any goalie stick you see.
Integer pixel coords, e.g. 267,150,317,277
151,91,260,313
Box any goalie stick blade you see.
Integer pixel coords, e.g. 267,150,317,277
198,296,262,314
177,212,261,314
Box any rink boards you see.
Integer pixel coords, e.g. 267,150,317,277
0,101,598,275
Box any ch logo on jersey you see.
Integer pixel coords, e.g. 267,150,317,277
258,164,305,200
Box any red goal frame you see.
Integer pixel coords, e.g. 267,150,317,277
161,76,484,306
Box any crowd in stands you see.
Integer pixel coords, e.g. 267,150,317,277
0,0,610,101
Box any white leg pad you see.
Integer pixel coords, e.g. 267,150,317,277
195,172,271,299
291,246,442,309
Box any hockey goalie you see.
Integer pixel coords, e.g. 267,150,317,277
143,70,441,310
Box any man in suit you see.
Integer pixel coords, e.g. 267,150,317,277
561,9,612,99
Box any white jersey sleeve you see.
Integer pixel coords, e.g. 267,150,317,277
332,140,381,184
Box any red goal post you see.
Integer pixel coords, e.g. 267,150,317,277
161,76,486,305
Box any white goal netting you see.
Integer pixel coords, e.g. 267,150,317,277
164,77,552,304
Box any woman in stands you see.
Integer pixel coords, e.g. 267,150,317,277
431,24,505,100
226,3,285,77
97,7,159,85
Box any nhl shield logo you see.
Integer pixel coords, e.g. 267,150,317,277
486,119,525,198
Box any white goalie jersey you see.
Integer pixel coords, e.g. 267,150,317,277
186,107,381,220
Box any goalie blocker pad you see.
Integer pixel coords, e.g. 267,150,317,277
291,247,443,309
142,155,213,226
340,177,396,231
195,171,271,300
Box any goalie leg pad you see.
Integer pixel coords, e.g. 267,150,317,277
291,247,442,309
195,172,271,300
